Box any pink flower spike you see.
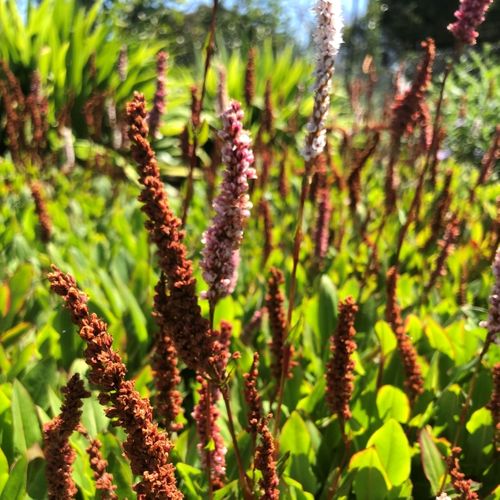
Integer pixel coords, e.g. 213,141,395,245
448,0,494,46
201,100,256,303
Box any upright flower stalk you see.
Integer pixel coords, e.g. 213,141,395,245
479,246,500,356
201,101,256,306
487,363,500,450
48,267,182,499
30,181,52,243
43,374,90,500
266,268,294,388
386,38,435,213
127,92,214,372
325,297,358,422
386,267,424,402
254,416,280,499
283,0,343,428
448,0,494,46
151,275,183,432
447,447,478,499
302,0,343,163
79,429,118,500
193,321,232,491
148,51,168,138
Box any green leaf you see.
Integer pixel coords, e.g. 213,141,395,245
318,275,338,346
419,426,446,495
11,379,42,456
376,385,410,423
0,448,8,494
349,448,390,500
367,419,411,486
280,411,311,457
374,321,397,356
0,455,27,500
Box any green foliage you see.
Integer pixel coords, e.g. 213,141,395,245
0,3,499,498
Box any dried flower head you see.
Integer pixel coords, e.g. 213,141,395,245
82,432,118,500
151,275,183,432
426,214,460,292
390,38,435,141
201,100,256,302
313,170,332,263
425,170,453,251
480,246,500,352
149,51,168,138
266,268,295,382
30,181,52,243
127,92,215,373
43,373,90,500
386,267,424,400
325,297,358,420
216,65,229,115
47,266,182,499
255,415,280,499
448,0,494,46
447,447,478,499
244,48,256,106
244,352,263,434
302,0,343,161
259,198,273,265
487,363,500,450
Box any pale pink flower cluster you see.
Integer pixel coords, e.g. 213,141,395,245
303,0,343,161
201,101,256,302
480,247,500,345
448,0,494,46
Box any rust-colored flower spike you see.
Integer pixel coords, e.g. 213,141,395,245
278,152,289,198
475,125,500,191
47,267,182,499
425,170,453,251
386,267,424,401
151,275,183,432
266,268,294,383
263,78,274,134
244,352,263,435
192,377,227,490
26,70,49,157
259,198,273,265
0,74,23,163
193,321,232,489
244,47,256,106
487,363,500,450
313,167,332,264
255,415,280,499
43,373,90,500
480,246,500,355
325,297,358,421
386,39,435,213
447,447,478,499
127,91,214,373
148,51,168,138
30,181,52,243
81,432,118,500
426,214,460,292
347,132,380,213
390,39,435,141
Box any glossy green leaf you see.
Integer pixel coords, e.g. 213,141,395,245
349,448,390,500
11,380,41,456
367,419,411,486
376,385,410,423
419,427,446,495
0,455,27,500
